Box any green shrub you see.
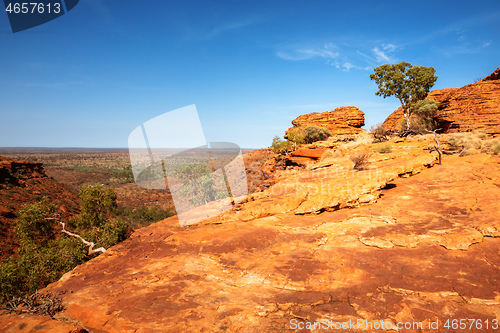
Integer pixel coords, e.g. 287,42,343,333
303,126,332,144
1,201,88,304
271,136,291,155
81,218,129,249
374,143,392,154
14,199,57,246
1,187,132,304
409,99,439,133
76,185,118,228
174,163,228,205
286,128,305,147
0,237,87,303
114,206,175,229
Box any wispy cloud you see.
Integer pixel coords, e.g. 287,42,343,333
372,43,397,63
277,41,399,71
482,40,492,47
437,39,493,57
205,17,262,38
277,42,339,61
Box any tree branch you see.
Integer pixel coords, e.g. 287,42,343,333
426,129,442,165
58,221,106,255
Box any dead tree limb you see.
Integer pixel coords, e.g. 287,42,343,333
58,221,106,255
426,129,442,165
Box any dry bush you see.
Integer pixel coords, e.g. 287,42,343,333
435,131,500,156
350,151,371,170
480,136,500,155
442,132,484,155
319,149,340,162
338,132,372,151
1,291,65,317
370,123,390,142
492,144,500,155
408,133,435,142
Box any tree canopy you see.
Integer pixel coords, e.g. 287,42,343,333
370,61,437,133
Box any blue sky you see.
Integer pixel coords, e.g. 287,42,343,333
1,0,499,148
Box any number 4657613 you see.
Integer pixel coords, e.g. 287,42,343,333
444,318,499,330
5,2,61,14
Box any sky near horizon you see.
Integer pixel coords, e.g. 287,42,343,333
1,0,499,149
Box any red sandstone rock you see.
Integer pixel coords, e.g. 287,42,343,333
285,106,365,138
284,148,329,167
483,67,500,81
382,88,457,131
382,68,500,135
436,68,500,134
1,143,499,332
289,148,328,159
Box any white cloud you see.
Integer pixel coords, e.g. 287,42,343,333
342,62,361,71
382,43,397,52
372,47,396,63
277,43,339,61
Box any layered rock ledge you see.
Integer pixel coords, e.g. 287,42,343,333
285,106,365,138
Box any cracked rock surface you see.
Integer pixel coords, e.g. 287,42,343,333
1,144,499,332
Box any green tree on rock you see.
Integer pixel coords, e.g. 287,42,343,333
370,61,437,135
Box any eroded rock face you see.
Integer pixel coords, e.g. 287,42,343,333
285,106,365,138
382,88,457,131
1,145,499,332
436,68,500,134
382,68,500,135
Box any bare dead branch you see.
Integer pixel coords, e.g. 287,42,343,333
426,129,442,165
58,221,106,255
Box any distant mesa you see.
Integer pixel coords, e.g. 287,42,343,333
285,106,365,138
382,67,500,135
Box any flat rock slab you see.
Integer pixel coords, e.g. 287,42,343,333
289,148,328,159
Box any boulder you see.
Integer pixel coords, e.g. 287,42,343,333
285,106,365,138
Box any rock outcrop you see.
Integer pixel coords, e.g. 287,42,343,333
382,67,500,135
436,68,500,134
0,157,79,260
284,147,328,167
382,88,457,131
285,106,365,138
